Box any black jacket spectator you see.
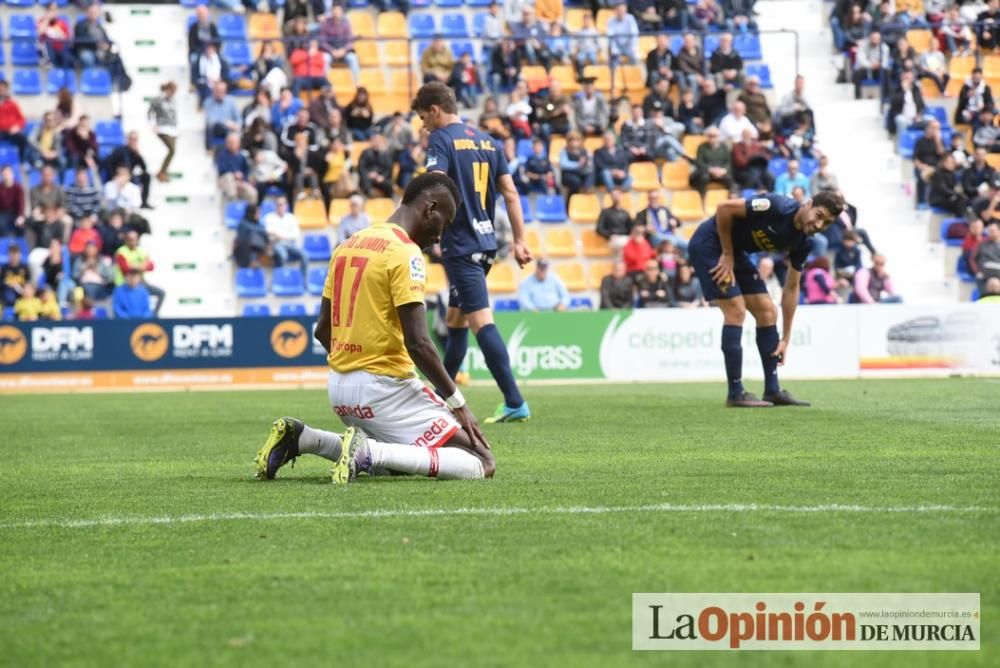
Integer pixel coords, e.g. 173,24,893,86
636,270,675,308
594,145,629,177
187,14,220,58
696,88,728,127
976,7,1000,51
642,89,675,120
644,42,675,88
928,158,969,216
103,141,151,209
962,158,996,200
888,82,926,134
596,205,632,239
955,77,995,126
358,144,393,198
600,271,635,309
709,48,743,80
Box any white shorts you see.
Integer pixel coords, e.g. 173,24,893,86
327,369,461,448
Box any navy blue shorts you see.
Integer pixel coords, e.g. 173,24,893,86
688,223,766,302
442,252,496,313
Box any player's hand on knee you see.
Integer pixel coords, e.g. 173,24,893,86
453,405,492,451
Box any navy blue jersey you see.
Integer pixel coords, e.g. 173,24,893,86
426,122,509,258
705,194,813,271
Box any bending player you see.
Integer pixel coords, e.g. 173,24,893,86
412,82,533,424
254,173,494,483
687,191,845,407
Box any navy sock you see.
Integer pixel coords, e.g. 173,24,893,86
756,325,781,396
721,325,745,399
475,324,524,408
443,327,468,379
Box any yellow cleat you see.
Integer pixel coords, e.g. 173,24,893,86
331,426,368,484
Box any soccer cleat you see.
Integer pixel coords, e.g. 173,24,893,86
332,425,368,484
725,392,774,408
483,402,531,424
763,390,811,407
254,417,304,480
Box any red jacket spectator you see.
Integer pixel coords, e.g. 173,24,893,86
69,218,102,255
290,48,326,78
0,179,25,217
0,94,25,133
622,230,655,274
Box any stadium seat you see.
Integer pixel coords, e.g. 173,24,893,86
1,306,13,321
294,198,328,229
703,33,721,58
441,13,469,38
272,268,305,297
704,190,727,216
660,161,690,190
565,8,587,32
619,65,645,93
80,68,112,96
382,40,409,66
450,41,476,60
767,157,789,178
516,138,534,161
0,146,19,169
957,255,975,282
949,55,975,79
0,237,29,265
307,267,327,295
583,136,604,153
377,12,407,38
595,8,613,32
925,106,949,128
543,228,576,257
217,15,247,41
550,65,580,94
10,40,37,66
45,68,76,95
548,136,566,162
582,65,611,93
588,261,612,289
987,153,1000,171
524,229,542,257
682,134,706,157
328,199,351,226
235,268,267,298
8,14,36,41
535,195,567,223
471,12,489,37
353,40,379,65
426,262,447,293
744,63,773,89
408,14,436,39
242,304,272,317
570,296,593,310
629,162,661,191
95,119,125,147
224,200,247,229
92,306,108,319
555,261,586,291
520,195,534,222
466,0,490,6
568,194,600,224
734,33,762,60
905,29,934,54
5,0,38,7
279,303,308,316
222,41,253,68
303,234,332,262
622,192,642,218
359,69,388,94
486,262,517,292
348,12,376,38
494,298,520,311
436,0,463,6
671,190,705,222
581,229,612,257
939,219,966,247
11,69,40,95
365,198,394,221
248,13,280,40
898,129,921,159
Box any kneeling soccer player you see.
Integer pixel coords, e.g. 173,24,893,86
255,173,494,482
687,191,845,407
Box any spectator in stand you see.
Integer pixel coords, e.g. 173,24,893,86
73,240,114,300
263,196,308,277
689,127,733,195
105,132,153,210
976,0,1000,51
279,108,319,162
203,81,241,150
195,42,230,105
0,166,25,237
635,190,685,249
114,229,164,315
344,88,374,142
337,195,370,246
483,2,506,56
29,112,64,172
620,105,655,164
65,167,102,222
319,5,360,85
657,238,680,278
382,112,414,160
599,261,635,309
776,75,814,137
643,77,676,121
757,256,782,303
962,218,985,277
536,0,563,27
307,85,338,134
289,39,330,96
282,0,322,29
358,134,394,198
38,2,72,69
676,33,704,101
284,16,312,54
732,127,774,191
512,8,552,70
325,107,351,147
595,188,633,253
955,68,995,127
622,223,655,275
928,154,969,216
692,0,726,31
421,38,456,84
243,116,278,156
243,89,273,132
252,145,289,203
252,41,290,100
572,13,600,73
98,209,128,259
635,258,674,308
544,21,570,67
450,52,481,109
505,82,533,139
559,131,594,197
233,205,270,268
737,76,772,131
631,0,666,31
27,208,63,280
677,88,703,135
853,30,890,99
810,155,839,194
717,100,757,144
63,115,99,171
396,139,423,191
74,5,130,90
913,119,945,205
518,259,569,311
607,0,639,67
14,283,58,321
696,77,728,129
271,87,303,135
1,243,29,306
523,138,555,194
286,132,324,198
673,261,705,307
853,254,902,303
645,34,676,89
0,81,27,160
216,133,257,204
103,167,143,217
490,40,521,92
112,268,152,319
710,32,743,91
29,165,67,231
916,40,949,97
647,108,687,162
803,257,840,304
187,5,219,84
775,159,811,197
975,222,1000,288
594,132,632,190
68,214,101,257
980,277,1000,301
148,82,178,183
940,5,974,55
963,148,996,200
834,230,863,285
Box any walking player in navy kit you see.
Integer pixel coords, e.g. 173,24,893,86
687,191,845,407
412,82,533,423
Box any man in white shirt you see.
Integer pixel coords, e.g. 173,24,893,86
607,1,639,66
263,196,308,276
718,101,758,144
337,194,370,246
103,167,142,214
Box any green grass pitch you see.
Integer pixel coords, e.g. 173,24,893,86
1,378,997,667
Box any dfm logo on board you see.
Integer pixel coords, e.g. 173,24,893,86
130,323,169,362
271,320,308,359
0,326,27,365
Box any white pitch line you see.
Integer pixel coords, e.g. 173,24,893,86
0,503,997,530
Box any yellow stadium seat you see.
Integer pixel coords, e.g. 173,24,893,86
328,198,351,225
920,77,941,99
524,229,542,257
565,8,587,32
295,197,328,229
945,76,965,97
987,153,1000,170
544,228,577,258
520,66,550,90
584,136,604,153
704,190,728,216
678,223,697,240
588,261,613,289
949,55,975,80
581,229,613,257
906,29,934,54
359,70,388,94
551,65,579,94
629,162,661,191
660,160,690,190
639,35,656,56
568,193,601,224
671,189,705,222
619,65,645,93
984,55,1000,80
372,92,410,116
354,41,379,66
426,262,447,294
486,262,517,293
596,8,613,32
348,12,376,39
349,141,370,166
549,136,567,160
390,69,421,94
253,39,283,59
365,198,395,221
327,68,354,94
622,192,642,218
383,42,410,67
555,262,586,291
248,13,279,40
682,134,706,157
582,65,611,93
376,11,407,39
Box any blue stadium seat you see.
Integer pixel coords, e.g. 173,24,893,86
2,306,14,321
411,0,432,6
467,0,491,6
307,267,327,296
180,0,209,6
225,200,248,229
95,120,125,148
408,14,436,39
0,145,18,167
278,303,307,316
415,40,432,61
5,0,38,7
451,41,475,60
271,267,305,296
669,35,684,53
570,296,593,309
259,199,277,218
744,63,773,88
346,0,367,6
926,106,949,128
217,14,247,41
970,287,981,301
740,188,757,199
11,69,40,95
8,14,36,41
10,40,38,66
235,268,268,298
46,69,76,95
516,138,534,161
471,12,488,37
767,158,788,178
26,168,41,188
898,129,920,159
734,33,762,60
80,68,112,96
956,256,975,282
940,219,967,247
798,157,818,176
0,237,30,264
494,298,520,311
303,234,332,262
93,306,109,319
435,0,463,6
222,41,252,68
520,195,533,222
242,303,272,317
440,13,469,38
535,194,567,223
703,34,720,57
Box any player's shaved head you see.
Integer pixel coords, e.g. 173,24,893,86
399,172,460,248
402,172,460,210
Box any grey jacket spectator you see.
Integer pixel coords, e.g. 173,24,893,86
572,85,609,135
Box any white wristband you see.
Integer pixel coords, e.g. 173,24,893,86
445,389,466,409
